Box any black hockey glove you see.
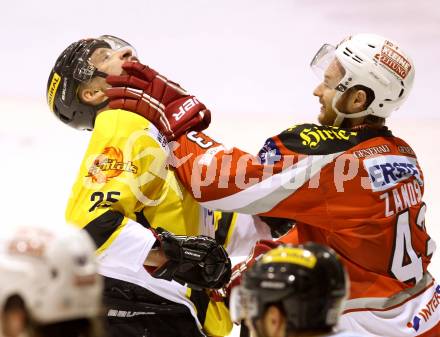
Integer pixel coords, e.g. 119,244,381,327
152,228,232,290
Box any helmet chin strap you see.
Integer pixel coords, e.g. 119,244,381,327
94,98,109,112
93,69,109,79
331,91,372,127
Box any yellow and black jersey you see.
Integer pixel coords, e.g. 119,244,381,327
66,108,269,336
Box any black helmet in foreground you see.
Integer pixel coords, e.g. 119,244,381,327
231,242,348,333
47,35,135,130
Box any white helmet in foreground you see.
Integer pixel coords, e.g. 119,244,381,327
311,33,415,126
0,224,103,337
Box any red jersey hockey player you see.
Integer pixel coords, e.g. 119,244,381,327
106,34,439,336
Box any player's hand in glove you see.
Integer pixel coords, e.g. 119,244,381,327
105,62,211,141
225,240,280,298
151,228,231,290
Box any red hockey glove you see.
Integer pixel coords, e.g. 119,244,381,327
224,240,280,298
105,62,211,141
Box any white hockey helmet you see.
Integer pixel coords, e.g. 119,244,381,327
0,224,102,326
311,33,415,126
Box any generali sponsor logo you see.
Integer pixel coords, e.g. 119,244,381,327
398,145,416,156
353,144,391,159
375,40,412,79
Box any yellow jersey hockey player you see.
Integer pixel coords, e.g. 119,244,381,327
47,35,271,337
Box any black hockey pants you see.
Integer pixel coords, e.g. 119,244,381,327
102,277,205,337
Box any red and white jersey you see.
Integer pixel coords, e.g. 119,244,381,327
170,124,439,336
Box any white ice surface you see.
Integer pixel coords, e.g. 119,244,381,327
1,1,439,335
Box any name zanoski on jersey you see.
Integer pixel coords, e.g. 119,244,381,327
380,180,422,217
86,146,138,183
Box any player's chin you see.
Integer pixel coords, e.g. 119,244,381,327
318,109,336,126
317,112,328,126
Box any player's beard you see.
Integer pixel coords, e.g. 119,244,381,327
318,104,337,126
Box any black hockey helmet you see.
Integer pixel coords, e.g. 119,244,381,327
231,242,348,333
47,35,136,131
